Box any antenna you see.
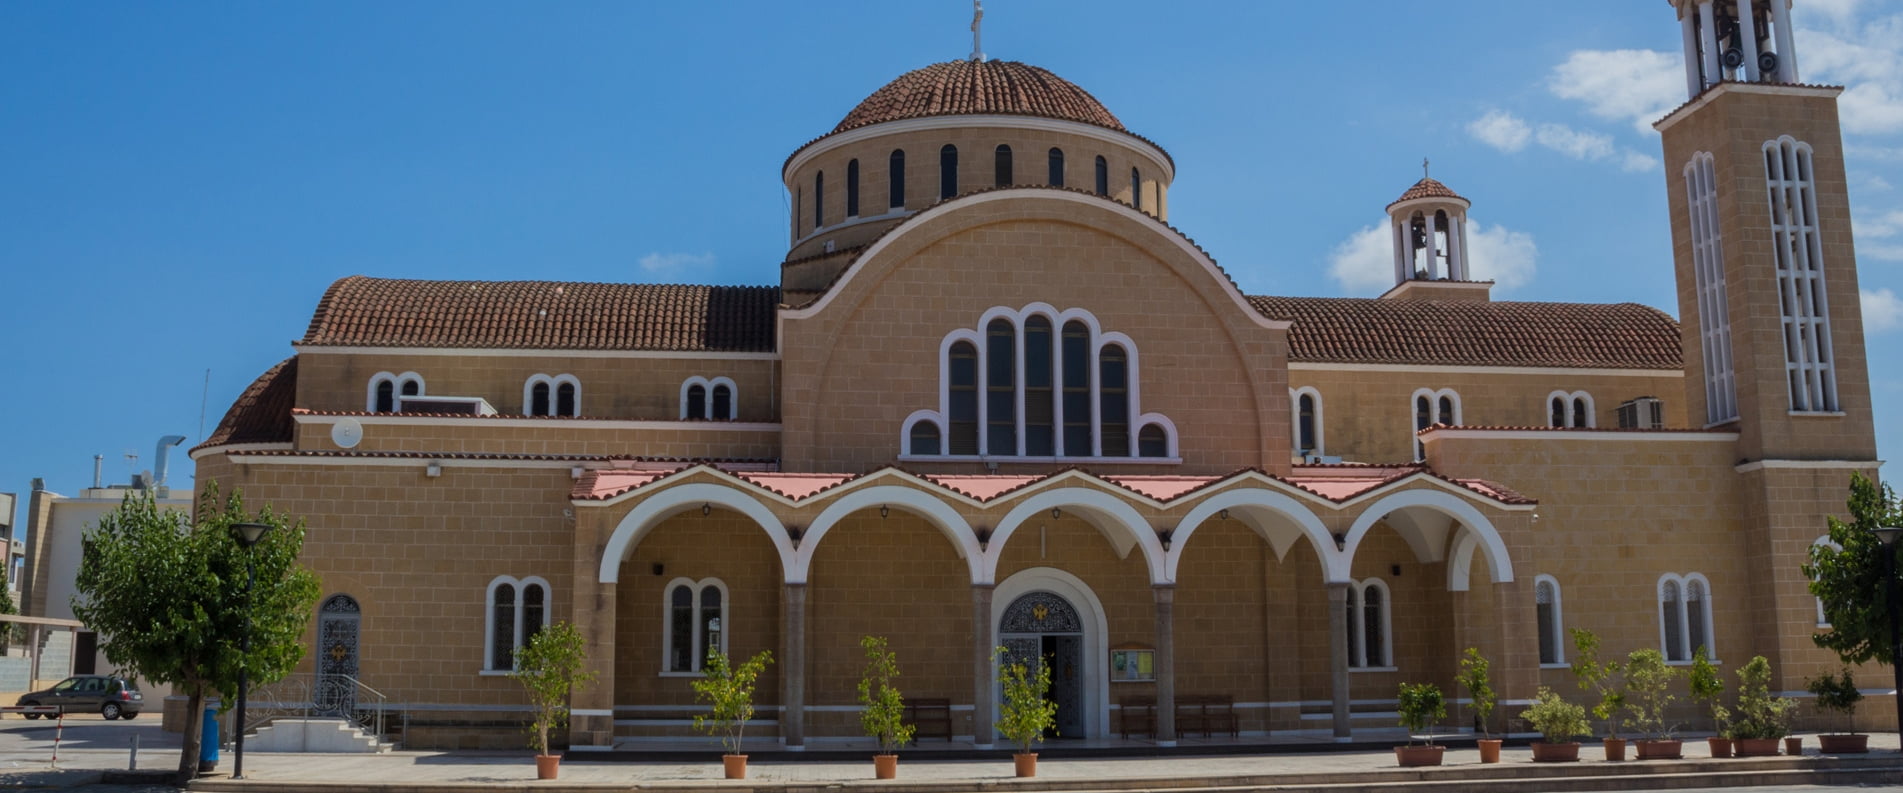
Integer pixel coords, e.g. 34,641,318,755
198,368,210,440
970,0,985,62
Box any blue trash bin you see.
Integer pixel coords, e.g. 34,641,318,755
199,706,219,771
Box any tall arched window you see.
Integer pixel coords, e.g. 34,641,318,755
663,578,727,674
1048,148,1065,186
1131,167,1142,210
994,144,1013,187
1099,345,1130,457
986,318,1017,454
1292,387,1324,456
845,159,860,218
1062,321,1091,455
1023,316,1055,456
1763,136,1837,412
1410,388,1461,461
1094,156,1108,196
1348,578,1391,669
889,149,906,209
1536,575,1565,665
940,144,958,199
485,576,550,671
1658,573,1716,663
949,341,979,455
814,170,824,229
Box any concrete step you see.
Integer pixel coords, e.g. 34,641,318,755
245,718,394,753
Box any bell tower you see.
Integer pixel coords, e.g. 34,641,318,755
1381,171,1489,301
1657,0,1879,686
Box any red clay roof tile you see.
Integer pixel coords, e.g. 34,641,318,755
1249,296,1682,370
1387,177,1467,209
834,60,1123,134
193,358,297,453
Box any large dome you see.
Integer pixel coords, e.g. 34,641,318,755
834,60,1124,134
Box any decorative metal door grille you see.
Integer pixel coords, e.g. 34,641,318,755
1000,592,1082,633
998,591,1085,738
314,594,360,718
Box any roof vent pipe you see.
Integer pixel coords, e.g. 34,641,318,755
93,455,104,489
152,435,186,491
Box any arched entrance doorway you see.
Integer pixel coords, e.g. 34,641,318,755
999,591,1085,739
314,594,361,717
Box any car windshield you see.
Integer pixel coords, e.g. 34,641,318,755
51,679,76,692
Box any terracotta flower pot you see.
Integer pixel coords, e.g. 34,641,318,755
1604,737,1628,762
1635,739,1682,760
535,754,561,780
1708,737,1733,758
1735,737,1781,757
1477,738,1503,764
1784,736,1803,756
1394,745,1445,767
1818,733,1869,754
873,754,898,779
1531,741,1580,762
723,754,748,780
1014,753,1038,778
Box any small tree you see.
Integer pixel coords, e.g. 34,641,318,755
1728,655,1796,741
510,621,596,758
1396,682,1446,745
692,648,773,755
1521,687,1592,745
1569,628,1626,738
1622,648,1679,740
857,636,915,755
1688,645,1730,736
1804,474,1903,666
1457,647,1495,738
1806,667,1862,735
993,646,1057,755
73,486,320,785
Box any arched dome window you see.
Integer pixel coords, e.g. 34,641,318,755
1131,167,1142,210
940,144,958,199
1094,156,1108,196
889,149,906,209
1048,148,1065,187
846,159,860,218
995,145,1013,187
813,170,824,229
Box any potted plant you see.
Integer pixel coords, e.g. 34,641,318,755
993,647,1057,778
857,636,916,778
1458,648,1500,763
1688,646,1731,757
508,621,597,780
1570,628,1628,761
691,647,774,779
1808,667,1867,754
1521,687,1591,762
1394,682,1447,766
1622,648,1682,759
1728,655,1795,757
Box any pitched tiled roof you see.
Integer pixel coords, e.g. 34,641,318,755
1249,296,1682,369
835,60,1124,134
298,276,779,352
1387,177,1467,210
193,358,297,452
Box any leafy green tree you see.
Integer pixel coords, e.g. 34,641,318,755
1457,647,1495,738
993,646,1057,754
510,621,595,758
1570,628,1626,738
73,486,320,785
857,635,914,754
1804,473,1903,665
692,648,773,755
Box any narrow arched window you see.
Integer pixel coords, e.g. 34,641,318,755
940,144,958,199
482,576,548,671
490,582,516,670
522,581,545,642
1131,167,1142,210
1414,395,1432,460
1439,395,1456,425
910,421,942,455
1298,393,1318,453
814,170,824,229
531,382,551,416
1048,148,1065,186
687,384,707,420
949,341,979,455
1100,345,1130,456
667,584,694,672
400,378,421,398
986,319,1017,455
846,159,860,218
1061,321,1091,456
711,383,733,420
995,144,1013,187
1023,316,1055,456
1138,424,1167,457
1686,578,1710,657
889,149,906,209
1550,396,1567,428
375,380,396,414
1572,397,1589,428
1660,579,1685,661
1536,577,1564,665
1362,583,1387,667
1346,586,1363,667
698,585,723,664
1094,156,1108,196
556,382,576,417
661,579,727,674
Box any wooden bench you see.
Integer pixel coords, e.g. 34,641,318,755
1175,694,1237,738
1118,696,1156,739
903,698,952,741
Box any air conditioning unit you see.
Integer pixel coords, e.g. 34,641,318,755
396,396,498,416
1616,397,1664,429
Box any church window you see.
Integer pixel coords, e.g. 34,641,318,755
524,374,580,417
909,421,942,456
814,170,824,229
940,144,958,199
1658,572,1715,663
367,372,424,413
1536,575,1565,665
1131,167,1142,210
1686,151,1736,423
1812,535,1838,627
986,318,1017,454
375,380,395,414
1094,156,1108,196
846,159,859,218
1099,345,1130,457
1763,136,1837,412
686,385,706,419
1023,316,1055,456
948,341,979,455
531,383,549,416
663,578,727,674
711,383,732,420
680,377,737,420
1292,387,1324,456
1410,388,1460,461
1137,424,1168,458
995,144,1013,187
1062,321,1091,455
1545,390,1593,428
1048,148,1065,186
485,576,550,671
1348,578,1391,669
889,149,905,209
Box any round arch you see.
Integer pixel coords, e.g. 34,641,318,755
983,487,1166,585
1166,487,1338,583
1340,487,1515,587
991,567,1111,740
793,485,983,583
597,482,795,584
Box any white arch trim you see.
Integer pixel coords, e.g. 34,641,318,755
793,486,983,583
482,574,551,672
1341,488,1514,587
1166,487,1338,583
365,371,425,411
524,373,582,417
658,577,729,674
678,376,739,419
992,567,1111,740
598,483,795,584
983,487,1166,586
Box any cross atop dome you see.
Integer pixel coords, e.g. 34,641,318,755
970,0,986,62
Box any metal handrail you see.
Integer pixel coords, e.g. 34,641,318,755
239,672,392,747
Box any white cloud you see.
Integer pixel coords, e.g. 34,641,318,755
1857,209,1903,261
1536,123,1615,160
1548,49,1685,134
1468,110,1531,152
1797,14,1903,135
1807,0,1866,25
1863,288,1903,333
1327,220,1538,295
1621,150,1660,173
638,251,716,276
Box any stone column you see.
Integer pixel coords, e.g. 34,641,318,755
1392,217,1408,285
1737,0,1761,81
1681,11,1702,96
567,510,617,751
1698,2,1721,85
1446,212,1466,280
972,584,995,749
1154,584,1177,745
782,582,807,749
1770,0,1798,82
1327,582,1352,740
1424,211,1440,280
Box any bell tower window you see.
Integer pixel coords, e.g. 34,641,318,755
1764,136,1837,412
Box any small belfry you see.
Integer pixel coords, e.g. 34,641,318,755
1673,0,1800,95
1385,167,1471,286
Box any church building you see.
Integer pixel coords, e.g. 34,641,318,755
188,0,1884,750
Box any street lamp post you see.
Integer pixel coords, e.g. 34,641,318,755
1874,525,1903,750
229,522,273,781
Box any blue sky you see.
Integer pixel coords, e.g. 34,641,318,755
1,1,1898,508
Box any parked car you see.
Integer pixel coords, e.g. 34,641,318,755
16,675,144,719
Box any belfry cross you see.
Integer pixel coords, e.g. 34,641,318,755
970,0,985,62
1423,157,1431,179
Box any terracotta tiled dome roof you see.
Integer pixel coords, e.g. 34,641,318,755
834,60,1124,133
1387,177,1468,210
1249,296,1683,369
193,357,297,452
